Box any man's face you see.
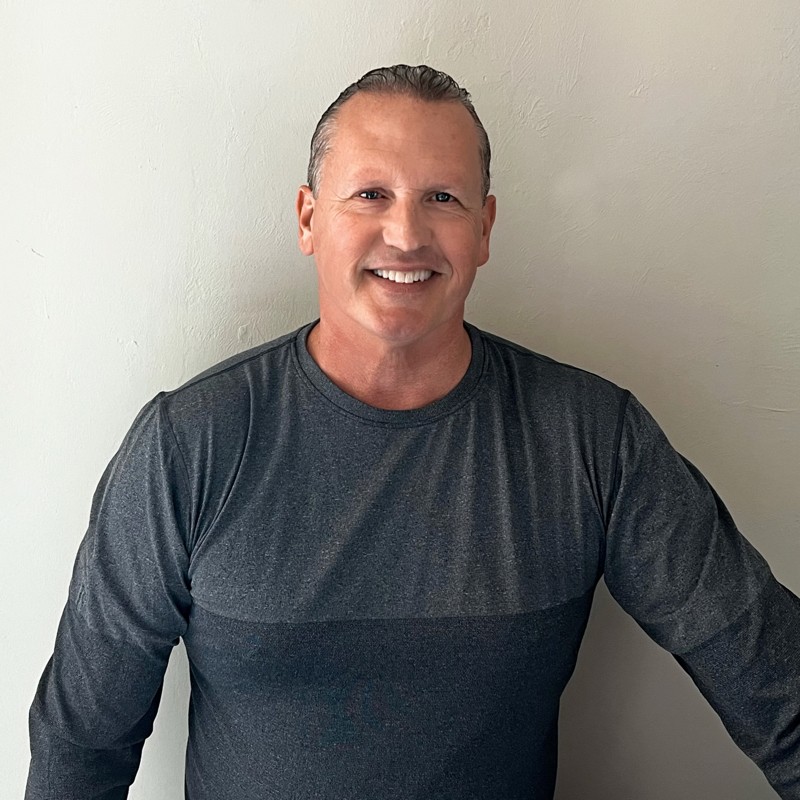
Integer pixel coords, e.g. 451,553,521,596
297,93,496,350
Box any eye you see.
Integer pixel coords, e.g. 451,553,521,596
358,190,382,200
433,192,454,203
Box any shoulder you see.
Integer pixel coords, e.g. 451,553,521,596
121,325,313,476
157,324,308,428
472,325,630,427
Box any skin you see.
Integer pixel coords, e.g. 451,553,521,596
296,92,496,410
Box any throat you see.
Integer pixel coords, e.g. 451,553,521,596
306,322,473,410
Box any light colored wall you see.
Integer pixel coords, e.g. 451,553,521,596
2,1,798,797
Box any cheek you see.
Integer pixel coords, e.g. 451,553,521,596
326,218,380,253
316,225,358,260
439,222,485,264
315,226,377,281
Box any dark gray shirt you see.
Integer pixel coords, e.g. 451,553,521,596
27,322,800,799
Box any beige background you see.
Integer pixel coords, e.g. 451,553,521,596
2,1,798,797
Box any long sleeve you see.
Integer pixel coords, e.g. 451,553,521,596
604,393,800,798
26,396,193,800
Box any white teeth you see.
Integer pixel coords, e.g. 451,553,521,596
372,269,433,284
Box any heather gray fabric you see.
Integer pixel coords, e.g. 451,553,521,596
27,322,800,799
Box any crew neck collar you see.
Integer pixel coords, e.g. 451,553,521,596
293,321,486,427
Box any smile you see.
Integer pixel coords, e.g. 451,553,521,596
371,269,434,284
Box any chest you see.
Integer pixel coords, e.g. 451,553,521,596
186,414,605,622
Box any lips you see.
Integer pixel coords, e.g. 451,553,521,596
371,268,434,284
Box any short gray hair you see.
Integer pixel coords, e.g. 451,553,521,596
307,64,491,200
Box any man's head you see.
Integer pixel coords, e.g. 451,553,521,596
307,64,492,202
296,65,496,354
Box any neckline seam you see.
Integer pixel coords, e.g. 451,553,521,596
291,323,488,428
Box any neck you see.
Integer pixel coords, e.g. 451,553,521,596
307,320,472,410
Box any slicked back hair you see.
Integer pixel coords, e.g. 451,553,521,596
307,64,491,201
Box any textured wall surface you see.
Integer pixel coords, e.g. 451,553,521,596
2,2,798,798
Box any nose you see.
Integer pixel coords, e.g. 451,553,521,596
381,198,432,252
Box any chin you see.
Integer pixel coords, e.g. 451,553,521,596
365,311,461,350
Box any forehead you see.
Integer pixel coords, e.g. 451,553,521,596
324,93,483,187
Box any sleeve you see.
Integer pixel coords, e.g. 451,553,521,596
603,393,800,799
25,395,193,800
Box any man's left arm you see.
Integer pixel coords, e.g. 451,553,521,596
603,393,800,798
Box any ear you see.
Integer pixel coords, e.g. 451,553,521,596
477,194,497,267
296,185,315,256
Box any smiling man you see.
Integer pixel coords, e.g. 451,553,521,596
296,89,495,410
27,65,800,800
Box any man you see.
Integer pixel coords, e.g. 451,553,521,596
27,64,800,799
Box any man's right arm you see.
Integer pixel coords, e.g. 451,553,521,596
26,397,192,800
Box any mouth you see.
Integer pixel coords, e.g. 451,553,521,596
370,268,434,284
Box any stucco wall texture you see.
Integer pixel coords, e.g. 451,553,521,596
2,2,798,798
